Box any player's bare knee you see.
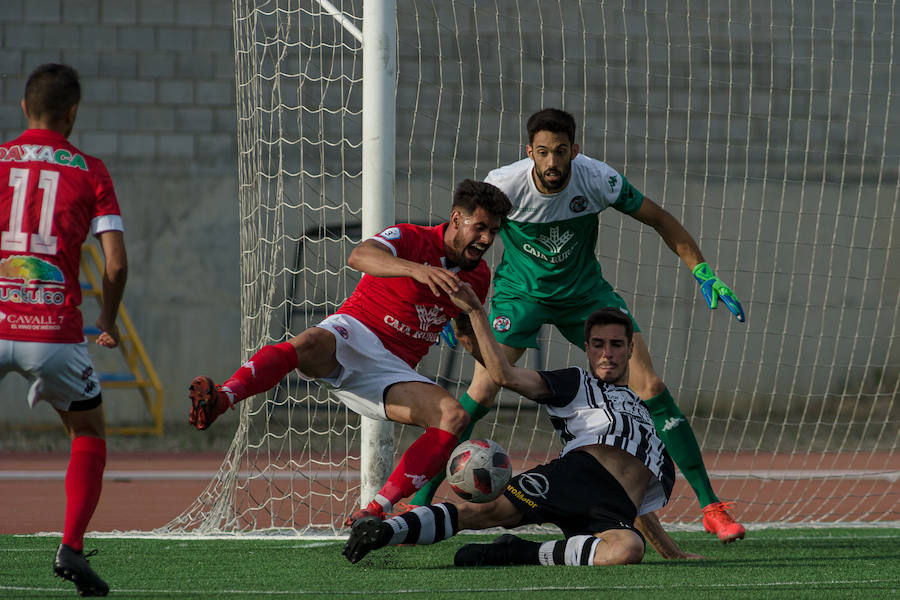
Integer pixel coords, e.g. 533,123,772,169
439,397,469,435
290,328,336,377
590,530,645,566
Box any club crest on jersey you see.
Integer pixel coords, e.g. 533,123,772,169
378,227,401,240
569,195,587,213
332,324,350,339
492,316,511,332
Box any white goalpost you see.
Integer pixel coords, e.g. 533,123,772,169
159,0,899,535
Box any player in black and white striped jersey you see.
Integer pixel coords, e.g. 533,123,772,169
344,300,702,566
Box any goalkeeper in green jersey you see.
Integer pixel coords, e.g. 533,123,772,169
413,108,746,543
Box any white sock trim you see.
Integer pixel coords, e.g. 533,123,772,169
538,541,556,565
565,535,599,566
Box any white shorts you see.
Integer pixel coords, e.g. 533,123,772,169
0,339,101,411
305,313,436,421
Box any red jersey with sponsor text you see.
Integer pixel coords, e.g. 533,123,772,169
0,129,123,343
337,223,490,368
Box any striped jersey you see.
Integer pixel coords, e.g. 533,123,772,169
536,366,675,514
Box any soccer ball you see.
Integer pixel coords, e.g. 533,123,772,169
446,438,512,503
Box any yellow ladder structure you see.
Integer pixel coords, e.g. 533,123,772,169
80,244,164,436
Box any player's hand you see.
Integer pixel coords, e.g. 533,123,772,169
692,263,745,322
94,316,121,348
412,264,462,297
435,321,458,348
447,282,482,313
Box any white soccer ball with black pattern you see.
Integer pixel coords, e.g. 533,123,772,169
446,438,512,503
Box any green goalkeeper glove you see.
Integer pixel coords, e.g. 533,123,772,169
435,321,458,348
692,262,745,322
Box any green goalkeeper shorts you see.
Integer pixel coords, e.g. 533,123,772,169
488,282,641,349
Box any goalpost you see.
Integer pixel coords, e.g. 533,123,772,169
160,0,899,535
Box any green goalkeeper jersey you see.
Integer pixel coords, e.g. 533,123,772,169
485,153,644,301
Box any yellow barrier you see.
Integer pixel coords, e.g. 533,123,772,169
80,244,164,436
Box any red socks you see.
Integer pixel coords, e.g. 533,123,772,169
221,342,299,403
378,427,457,506
62,436,106,552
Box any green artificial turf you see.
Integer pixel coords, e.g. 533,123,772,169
2,528,897,599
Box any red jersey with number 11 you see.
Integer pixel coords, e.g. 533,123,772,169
0,129,123,343
337,222,490,368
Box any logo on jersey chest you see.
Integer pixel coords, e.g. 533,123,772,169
521,226,576,264
569,195,587,213
415,304,445,331
537,227,574,254
382,305,444,343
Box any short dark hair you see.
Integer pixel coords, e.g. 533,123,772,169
24,63,81,124
527,108,577,145
452,178,512,218
584,307,634,344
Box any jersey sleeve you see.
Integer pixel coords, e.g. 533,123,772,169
535,367,583,407
89,158,124,234
370,224,413,257
612,175,644,215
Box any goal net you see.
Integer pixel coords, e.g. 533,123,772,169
160,0,899,535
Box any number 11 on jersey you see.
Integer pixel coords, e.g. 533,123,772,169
2,167,60,255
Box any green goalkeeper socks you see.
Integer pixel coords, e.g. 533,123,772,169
643,388,719,508
411,392,491,505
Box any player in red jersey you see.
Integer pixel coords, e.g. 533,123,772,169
0,64,127,597
188,179,511,525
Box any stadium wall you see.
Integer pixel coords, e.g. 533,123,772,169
1,1,896,430
0,0,241,426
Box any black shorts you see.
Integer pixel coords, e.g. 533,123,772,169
503,450,642,541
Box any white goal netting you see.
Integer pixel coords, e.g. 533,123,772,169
160,0,899,535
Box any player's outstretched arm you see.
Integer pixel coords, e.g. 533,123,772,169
95,230,127,348
629,197,745,322
449,312,486,364
348,238,462,297
692,262,745,322
449,284,548,400
634,512,707,560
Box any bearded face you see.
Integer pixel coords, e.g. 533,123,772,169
446,207,502,270
527,130,578,194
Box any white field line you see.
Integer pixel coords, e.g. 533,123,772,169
15,525,900,540
2,578,900,595
1,468,897,481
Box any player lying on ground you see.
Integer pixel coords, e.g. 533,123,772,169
188,179,511,524
413,108,746,544
344,303,703,566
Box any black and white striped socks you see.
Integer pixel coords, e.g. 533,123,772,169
383,503,459,546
